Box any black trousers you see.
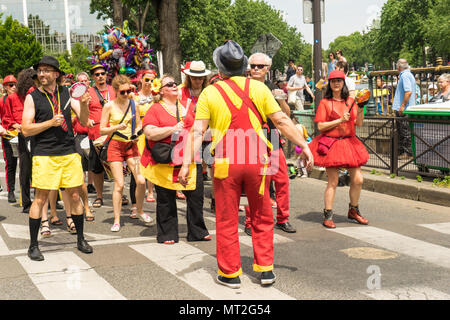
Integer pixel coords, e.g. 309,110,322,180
18,134,32,209
1,137,17,192
154,164,209,243
395,111,412,155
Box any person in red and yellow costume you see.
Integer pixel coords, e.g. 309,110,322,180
307,70,370,229
0,75,18,203
179,41,313,289
86,64,116,208
141,74,211,245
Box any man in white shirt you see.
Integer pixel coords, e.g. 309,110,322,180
286,64,314,111
336,61,356,98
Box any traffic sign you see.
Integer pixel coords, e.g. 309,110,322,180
303,0,325,24
250,33,283,59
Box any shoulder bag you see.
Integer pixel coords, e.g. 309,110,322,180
98,101,131,162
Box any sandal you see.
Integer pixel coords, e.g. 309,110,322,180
111,223,120,232
122,195,129,206
146,195,155,202
50,216,62,225
163,240,175,245
130,207,138,219
66,216,77,234
40,220,52,238
85,212,95,222
176,192,186,200
202,235,212,241
139,213,153,223
92,198,103,208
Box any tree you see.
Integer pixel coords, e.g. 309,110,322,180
425,0,450,61
0,15,42,77
53,43,93,76
328,32,372,70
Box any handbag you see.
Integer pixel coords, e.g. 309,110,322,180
98,101,132,162
288,90,297,104
149,102,181,164
317,135,337,156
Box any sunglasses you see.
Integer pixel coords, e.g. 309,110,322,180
119,89,132,95
94,72,106,77
37,69,55,75
162,81,177,89
6,83,16,87
250,64,267,70
143,77,152,82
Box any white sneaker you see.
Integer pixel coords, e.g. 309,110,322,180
111,223,120,232
318,167,326,171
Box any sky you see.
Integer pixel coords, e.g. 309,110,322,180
263,0,388,49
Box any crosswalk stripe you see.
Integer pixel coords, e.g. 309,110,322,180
130,242,295,300
332,226,450,269
360,286,450,300
418,222,450,235
16,251,126,300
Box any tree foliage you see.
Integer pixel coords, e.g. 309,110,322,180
89,0,312,75
51,43,93,76
330,0,449,70
0,15,42,77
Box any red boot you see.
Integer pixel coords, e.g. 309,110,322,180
348,204,369,225
322,209,336,229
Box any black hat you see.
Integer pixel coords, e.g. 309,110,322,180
33,55,65,75
213,40,248,77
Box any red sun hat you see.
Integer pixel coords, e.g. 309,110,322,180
3,75,17,85
328,70,346,81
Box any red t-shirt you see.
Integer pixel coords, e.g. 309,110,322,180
140,102,195,167
88,85,116,140
314,97,357,137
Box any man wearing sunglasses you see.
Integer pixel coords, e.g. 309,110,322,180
21,55,93,261
286,64,315,111
86,64,116,209
0,75,18,201
245,52,296,234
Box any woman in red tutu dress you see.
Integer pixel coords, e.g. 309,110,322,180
308,70,369,228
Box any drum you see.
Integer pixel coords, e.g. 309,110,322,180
9,136,19,157
93,135,108,155
79,136,90,157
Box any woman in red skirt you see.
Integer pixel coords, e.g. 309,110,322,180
308,70,369,228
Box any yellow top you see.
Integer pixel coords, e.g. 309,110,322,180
109,106,134,142
195,77,281,153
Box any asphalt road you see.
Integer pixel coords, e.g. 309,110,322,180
1,156,449,302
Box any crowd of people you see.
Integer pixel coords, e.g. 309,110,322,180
0,39,448,289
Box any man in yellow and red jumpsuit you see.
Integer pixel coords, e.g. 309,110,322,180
179,41,313,289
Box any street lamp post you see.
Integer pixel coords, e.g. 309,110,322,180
366,63,377,116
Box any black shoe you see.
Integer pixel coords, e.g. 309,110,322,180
87,184,96,194
261,271,276,285
8,191,16,203
77,239,93,254
244,227,252,236
28,245,44,261
22,206,31,214
275,222,296,233
216,275,241,289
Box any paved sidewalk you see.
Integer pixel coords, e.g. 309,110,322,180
287,159,450,208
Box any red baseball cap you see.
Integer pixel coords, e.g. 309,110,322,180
3,75,17,85
328,70,346,81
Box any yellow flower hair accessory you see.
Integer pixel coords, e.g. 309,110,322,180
151,78,161,95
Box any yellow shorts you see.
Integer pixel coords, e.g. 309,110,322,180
32,153,84,190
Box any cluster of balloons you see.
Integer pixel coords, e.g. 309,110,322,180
88,22,155,80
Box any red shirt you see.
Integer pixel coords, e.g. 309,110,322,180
314,97,357,137
87,85,116,140
0,95,8,126
179,86,200,109
2,91,29,130
140,102,195,167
